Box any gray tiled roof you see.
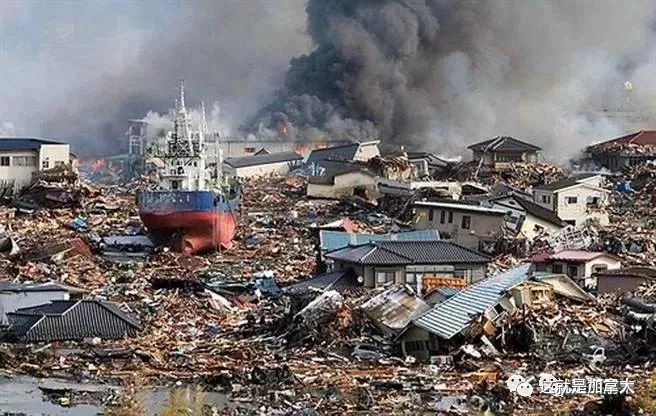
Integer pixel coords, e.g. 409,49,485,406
8,300,140,342
467,136,541,152
283,269,360,294
326,240,490,265
225,152,302,168
412,263,532,340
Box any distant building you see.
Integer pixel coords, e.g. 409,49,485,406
586,130,656,171
223,151,303,179
325,240,491,292
468,136,541,170
413,201,506,252
0,137,71,193
533,173,609,227
206,138,352,159
532,250,621,288
127,119,148,156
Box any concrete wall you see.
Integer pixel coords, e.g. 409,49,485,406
554,186,609,226
0,150,38,192
521,215,563,240
492,198,563,239
307,172,376,199
414,206,504,249
39,144,70,170
0,290,69,324
547,256,621,287
597,275,649,294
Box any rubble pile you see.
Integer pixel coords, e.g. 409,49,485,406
588,141,656,156
496,163,566,191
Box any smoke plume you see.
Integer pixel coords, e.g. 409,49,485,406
247,0,656,160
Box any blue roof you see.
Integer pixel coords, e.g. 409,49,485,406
412,263,532,339
0,137,64,151
320,230,440,252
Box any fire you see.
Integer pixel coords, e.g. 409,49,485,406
90,159,106,172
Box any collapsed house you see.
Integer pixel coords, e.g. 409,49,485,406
7,300,140,342
223,151,303,179
532,250,622,288
490,193,566,240
0,281,85,325
586,130,656,171
304,141,380,175
413,201,505,251
397,264,592,360
306,161,377,200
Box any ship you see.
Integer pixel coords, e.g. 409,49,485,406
137,83,240,254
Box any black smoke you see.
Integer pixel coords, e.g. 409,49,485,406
246,0,656,158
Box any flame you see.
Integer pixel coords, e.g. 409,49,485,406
90,159,106,172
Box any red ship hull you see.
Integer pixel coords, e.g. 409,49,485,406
140,211,237,254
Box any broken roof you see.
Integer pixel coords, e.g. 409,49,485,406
591,130,656,149
283,269,361,295
592,266,656,279
467,136,541,152
8,300,140,342
412,263,532,340
493,195,565,226
326,240,491,265
224,151,303,168
360,286,431,335
306,143,361,166
534,173,600,191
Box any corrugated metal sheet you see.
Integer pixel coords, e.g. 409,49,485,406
319,230,440,253
360,287,431,334
413,264,532,340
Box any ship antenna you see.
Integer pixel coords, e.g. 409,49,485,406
179,80,186,110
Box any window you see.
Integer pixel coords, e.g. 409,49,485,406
376,271,395,285
586,196,600,207
552,264,563,274
440,210,446,224
12,156,36,167
448,211,453,223
244,147,256,153
404,340,427,352
0,156,10,166
428,209,434,221
454,269,473,284
592,264,608,274
41,159,49,169
461,215,471,229
541,195,551,204
567,265,578,277
405,272,417,285
566,196,578,204
171,180,179,190
493,303,505,315
54,161,65,167
495,154,522,162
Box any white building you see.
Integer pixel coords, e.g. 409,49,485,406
223,152,303,179
0,137,71,193
490,194,566,240
533,250,621,288
533,173,610,227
